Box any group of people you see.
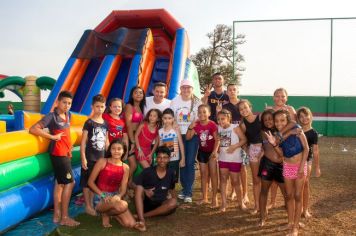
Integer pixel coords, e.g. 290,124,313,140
29,72,321,236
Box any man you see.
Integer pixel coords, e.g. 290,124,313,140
144,82,171,114
134,146,177,231
202,72,229,123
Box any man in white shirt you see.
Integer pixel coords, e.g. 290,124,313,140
144,82,171,115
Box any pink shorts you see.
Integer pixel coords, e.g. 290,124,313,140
218,161,242,173
283,162,307,180
248,144,262,163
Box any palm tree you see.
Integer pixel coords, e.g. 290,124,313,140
0,75,56,112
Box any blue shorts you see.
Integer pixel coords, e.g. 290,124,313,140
93,192,117,209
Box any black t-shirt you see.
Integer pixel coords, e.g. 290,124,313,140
83,119,108,162
208,91,229,123
304,128,318,161
243,116,263,144
134,166,175,202
222,102,241,124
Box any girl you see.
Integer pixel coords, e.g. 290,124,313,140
125,86,145,185
265,110,309,236
239,99,263,214
297,107,320,218
186,104,219,207
135,109,162,168
170,79,201,203
88,140,145,231
159,108,186,183
103,98,128,159
258,109,287,226
217,109,247,212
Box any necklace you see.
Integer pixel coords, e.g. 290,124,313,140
214,91,225,100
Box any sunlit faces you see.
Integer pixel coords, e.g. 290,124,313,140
57,97,72,113
298,111,311,126
213,74,224,88
162,114,174,126
238,102,252,118
110,100,123,116
156,152,170,167
180,85,193,99
133,88,144,102
198,106,210,122
262,113,274,129
274,113,288,132
110,143,125,159
148,110,160,124
227,84,238,98
92,102,106,115
153,86,166,102
217,114,231,128
273,90,288,107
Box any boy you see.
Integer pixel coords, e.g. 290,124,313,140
29,90,80,226
134,146,177,231
80,94,109,216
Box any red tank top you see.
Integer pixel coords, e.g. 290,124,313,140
97,160,124,193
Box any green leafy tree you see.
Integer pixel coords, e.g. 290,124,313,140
191,24,245,91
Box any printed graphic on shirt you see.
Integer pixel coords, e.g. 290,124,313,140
199,130,214,148
90,126,107,151
177,107,193,123
110,125,123,140
219,129,232,147
160,132,179,160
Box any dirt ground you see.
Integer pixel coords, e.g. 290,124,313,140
51,137,356,236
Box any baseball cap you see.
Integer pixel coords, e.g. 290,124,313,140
180,79,194,87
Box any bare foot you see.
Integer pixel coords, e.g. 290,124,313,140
211,196,219,208
302,210,312,219
134,221,147,232
53,211,61,224
85,207,97,216
243,195,250,205
299,222,306,229
278,223,293,232
315,168,321,177
286,227,299,236
258,219,266,227
220,205,226,212
240,203,248,212
267,203,276,210
197,199,209,205
60,217,80,227
229,191,237,200
102,214,112,228
250,209,259,215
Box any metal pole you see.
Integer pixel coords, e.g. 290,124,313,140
329,19,333,97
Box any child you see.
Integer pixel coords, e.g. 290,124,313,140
239,99,263,214
103,98,128,159
159,108,186,183
297,107,320,218
80,94,109,216
135,109,162,168
29,91,80,226
217,109,247,212
186,104,219,207
88,140,145,231
265,110,309,236
258,109,287,227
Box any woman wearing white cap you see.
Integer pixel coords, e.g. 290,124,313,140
170,79,201,203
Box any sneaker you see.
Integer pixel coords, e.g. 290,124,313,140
178,193,185,200
184,197,193,203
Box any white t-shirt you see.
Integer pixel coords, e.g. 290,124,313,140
218,124,242,163
170,96,201,135
144,96,171,115
159,127,180,162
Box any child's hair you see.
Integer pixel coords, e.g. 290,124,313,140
261,109,275,131
58,90,73,101
155,145,171,157
296,106,313,123
105,98,124,114
198,104,211,112
273,109,291,123
217,109,232,123
153,82,167,90
128,86,146,112
144,108,162,126
162,108,174,117
273,88,288,96
92,94,106,105
106,139,127,158
227,83,238,89
238,99,252,109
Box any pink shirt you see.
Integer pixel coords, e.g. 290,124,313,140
193,120,218,152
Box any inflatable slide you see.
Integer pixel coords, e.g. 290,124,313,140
0,9,200,233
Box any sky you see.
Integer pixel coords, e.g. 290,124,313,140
1,0,356,101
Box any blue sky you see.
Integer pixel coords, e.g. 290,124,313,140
1,0,356,101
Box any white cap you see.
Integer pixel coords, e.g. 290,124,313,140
180,79,194,88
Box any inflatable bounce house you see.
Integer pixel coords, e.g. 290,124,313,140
0,9,200,233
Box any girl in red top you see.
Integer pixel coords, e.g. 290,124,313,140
186,104,219,207
135,109,162,168
88,140,145,231
103,98,128,159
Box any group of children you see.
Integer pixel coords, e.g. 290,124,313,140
29,83,320,236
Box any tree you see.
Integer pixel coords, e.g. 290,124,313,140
191,24,245,92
